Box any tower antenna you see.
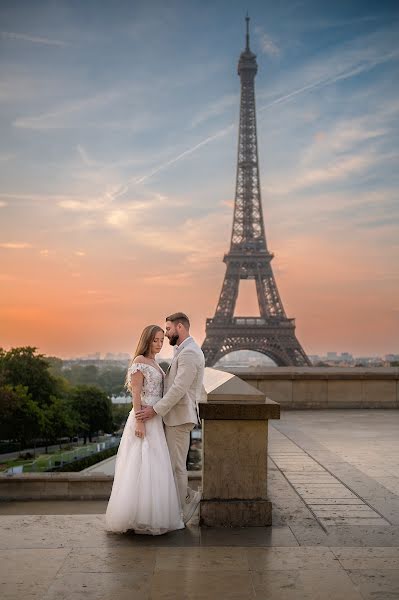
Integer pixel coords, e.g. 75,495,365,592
245,12,250,51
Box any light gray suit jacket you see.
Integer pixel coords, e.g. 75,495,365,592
154,337,205,426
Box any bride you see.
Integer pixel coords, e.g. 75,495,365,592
105,324,184,534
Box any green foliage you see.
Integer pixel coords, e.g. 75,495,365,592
0,384,44,448
70,385,114,442
61,364,126,396
46,356,64,377
111,403,131,431
0,346,57,406
0,348,120,449
41,397,80,444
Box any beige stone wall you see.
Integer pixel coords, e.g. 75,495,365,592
202,420,268,500
229,368,399,409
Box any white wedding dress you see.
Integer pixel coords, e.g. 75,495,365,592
105,362,184,535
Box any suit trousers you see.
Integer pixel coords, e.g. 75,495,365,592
165,422,194,508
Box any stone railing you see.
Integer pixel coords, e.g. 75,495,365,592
227,367,399,409
0,472,113,501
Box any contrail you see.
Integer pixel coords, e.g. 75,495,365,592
258,76,330,112
1,31,68,46
133,124,234,184
258,48,399,112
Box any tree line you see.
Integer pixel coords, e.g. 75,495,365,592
0,347,130,452
47,358,129,397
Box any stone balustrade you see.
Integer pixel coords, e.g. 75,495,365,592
227,367,399,409
0,472,113,501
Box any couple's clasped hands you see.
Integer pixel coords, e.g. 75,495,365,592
134,405,156,438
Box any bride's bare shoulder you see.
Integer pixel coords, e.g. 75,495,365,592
133,355,148,365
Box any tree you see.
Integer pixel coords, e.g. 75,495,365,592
46,356,64,378
70,385,113,443
0,384,44,449
41,397,81,451
98,367,127,396
0,347,57,406
112,403,131,431
62,364,126,396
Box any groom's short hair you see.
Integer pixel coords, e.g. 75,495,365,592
166,312,190,329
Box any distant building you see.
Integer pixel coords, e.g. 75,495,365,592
385,354,399,363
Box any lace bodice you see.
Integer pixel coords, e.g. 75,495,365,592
126,362,164,406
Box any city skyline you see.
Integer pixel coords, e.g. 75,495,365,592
1,0,398,360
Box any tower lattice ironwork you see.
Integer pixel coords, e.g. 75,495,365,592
202,16,311,368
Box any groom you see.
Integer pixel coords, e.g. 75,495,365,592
136,312,205,524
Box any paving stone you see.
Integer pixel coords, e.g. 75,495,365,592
152,569,255,599
308,499,365,505
59,546,157,573
300,488,358,499
319,518,389,526
312,506,382,516
155,547,248,571
0,548,70,600
346,569,399,600
199,526,299,547
43,571,152,600
251,568,364,599
246,546,341,571
330,546,399,570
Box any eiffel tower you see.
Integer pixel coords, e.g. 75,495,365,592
202,16,311,368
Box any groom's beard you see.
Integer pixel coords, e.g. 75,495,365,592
168,334,179,346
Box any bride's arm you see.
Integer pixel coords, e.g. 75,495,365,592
130,371,145,438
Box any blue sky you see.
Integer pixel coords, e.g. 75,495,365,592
0,0,398,358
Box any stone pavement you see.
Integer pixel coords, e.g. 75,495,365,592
1,410,399,599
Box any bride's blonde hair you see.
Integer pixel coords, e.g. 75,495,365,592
133,324,164,359
125,325,163,390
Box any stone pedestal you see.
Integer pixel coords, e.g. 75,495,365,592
199,368,280,527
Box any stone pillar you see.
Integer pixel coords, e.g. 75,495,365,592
199,368,280,527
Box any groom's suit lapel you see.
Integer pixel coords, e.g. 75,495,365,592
166,337,194,377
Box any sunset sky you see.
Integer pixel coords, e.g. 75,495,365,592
1,0,398,360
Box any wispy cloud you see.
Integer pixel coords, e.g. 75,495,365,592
263,95,396,199
77,145,96,167
293,15,383,32
0,153,15,162
1,31,68,47
280,151,376,193
106,209,129,228
13,91,120,130
255,27,280,57
133,211,230,266
0,192,97,204
0,242,32,249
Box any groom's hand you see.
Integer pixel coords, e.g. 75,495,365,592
135,406,156,422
